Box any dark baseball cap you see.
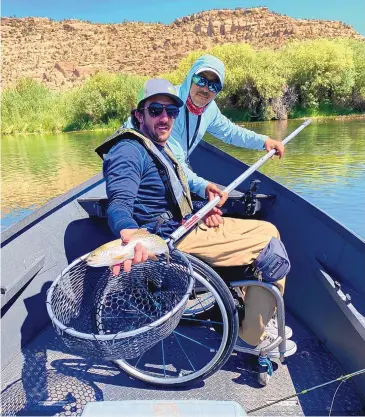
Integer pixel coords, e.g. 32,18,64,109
137,79,183,108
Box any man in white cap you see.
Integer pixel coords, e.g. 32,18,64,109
167,54,284,208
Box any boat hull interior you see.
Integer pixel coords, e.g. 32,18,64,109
1,142,364,415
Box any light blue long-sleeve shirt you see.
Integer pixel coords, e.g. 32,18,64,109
125,54,268,197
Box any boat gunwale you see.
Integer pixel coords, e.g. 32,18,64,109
1,173,104,247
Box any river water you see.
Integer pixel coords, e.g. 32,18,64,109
1,119,365,239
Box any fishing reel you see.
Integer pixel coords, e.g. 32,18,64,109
241,179,277,217
222,179,275,218
243,179,262,216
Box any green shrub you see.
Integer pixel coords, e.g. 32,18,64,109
346,39,365,110
64,72,146,130
1,78,66,134
280,39,355,108
2,38,364,134
1,73,146,133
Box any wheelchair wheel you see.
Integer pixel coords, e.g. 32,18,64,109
113,254,238,386
183,254,217,317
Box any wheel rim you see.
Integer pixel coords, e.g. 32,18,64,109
113,271,230,385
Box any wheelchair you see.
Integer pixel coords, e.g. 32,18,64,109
112,181,288,387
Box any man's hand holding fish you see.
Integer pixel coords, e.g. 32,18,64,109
112,229,149,274
86,229,170,275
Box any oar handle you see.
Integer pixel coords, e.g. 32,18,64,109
168,119,312,244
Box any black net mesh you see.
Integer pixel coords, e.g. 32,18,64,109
47,251,193,360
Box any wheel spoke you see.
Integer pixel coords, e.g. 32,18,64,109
180,317,223,325
122,297,154,320
172,330,217,352
172,332,195,372
187,293,215,311
161,339,166,377
134,350,145,368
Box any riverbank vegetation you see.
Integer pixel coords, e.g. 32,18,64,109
2,73,145,134
2,38,364,134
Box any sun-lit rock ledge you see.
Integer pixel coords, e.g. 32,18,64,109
1,7,363,90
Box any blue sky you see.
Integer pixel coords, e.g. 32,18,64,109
2,0,365,36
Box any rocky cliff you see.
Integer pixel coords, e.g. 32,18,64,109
2,7,363,90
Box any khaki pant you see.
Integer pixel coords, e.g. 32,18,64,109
177,218,285,346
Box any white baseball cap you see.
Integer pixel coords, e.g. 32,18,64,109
195,67,223,84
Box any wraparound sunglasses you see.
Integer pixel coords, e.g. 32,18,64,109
192,74,222,93
139,102,180,119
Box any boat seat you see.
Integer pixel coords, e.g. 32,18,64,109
78,197,108,218
1,255,45,311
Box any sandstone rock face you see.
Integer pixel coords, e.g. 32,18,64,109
1,8,363,90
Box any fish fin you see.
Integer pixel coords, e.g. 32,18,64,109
131,229,150,238
96,239,122,251
147,252,159,261
165,251,170,265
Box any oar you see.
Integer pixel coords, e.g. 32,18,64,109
168,118,312,244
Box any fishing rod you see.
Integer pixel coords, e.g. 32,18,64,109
247,368,365,414
168,118,312,244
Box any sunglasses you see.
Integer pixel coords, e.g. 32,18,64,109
139,102,180,119
192,74,222,94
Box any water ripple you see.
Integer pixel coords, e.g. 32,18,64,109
2,120,365,238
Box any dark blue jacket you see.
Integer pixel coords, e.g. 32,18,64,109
103,139,185,239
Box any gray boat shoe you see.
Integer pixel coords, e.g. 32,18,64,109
234,334,297,358
265,316,293,339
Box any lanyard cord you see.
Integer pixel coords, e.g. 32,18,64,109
185,106,201,163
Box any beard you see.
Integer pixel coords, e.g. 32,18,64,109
141,122,170,144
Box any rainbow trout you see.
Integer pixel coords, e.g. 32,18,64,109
86,229,169,267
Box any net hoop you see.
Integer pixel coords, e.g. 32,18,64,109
46,250,194,343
